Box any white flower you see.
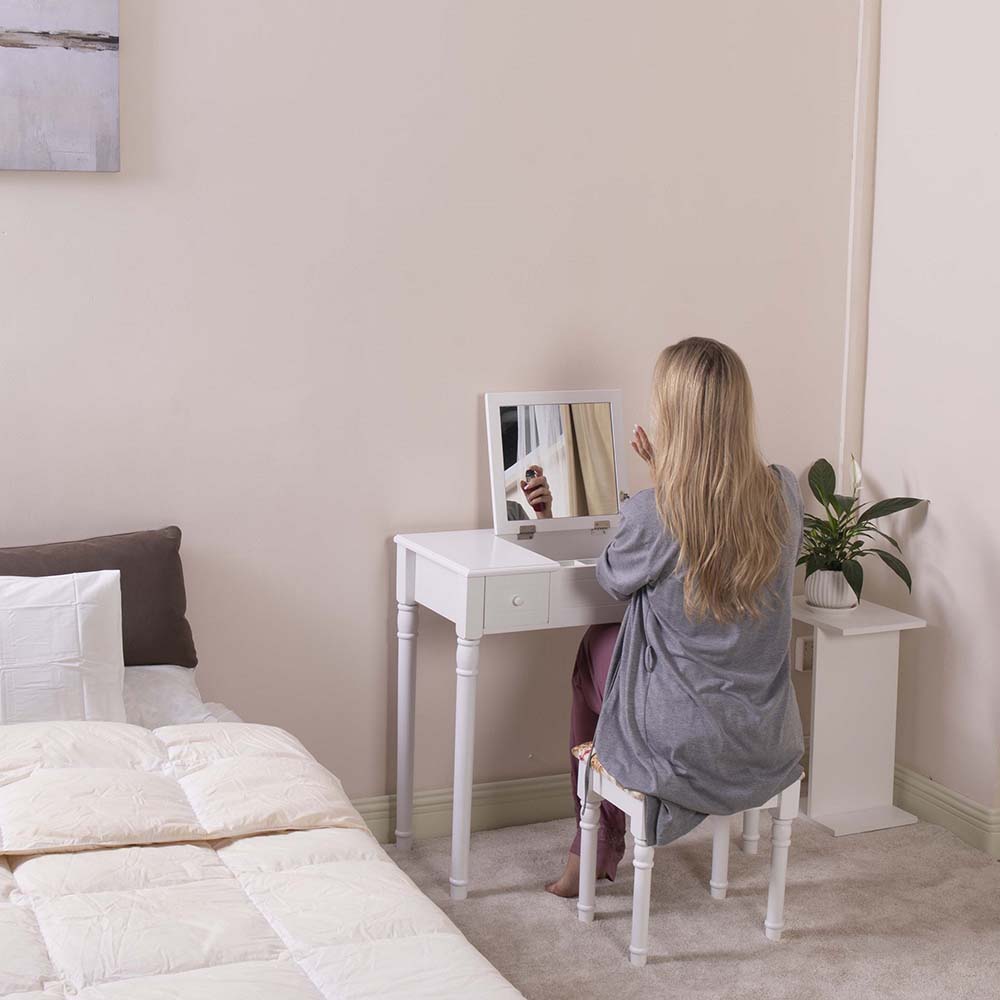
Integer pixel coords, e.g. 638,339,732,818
850,455,863,498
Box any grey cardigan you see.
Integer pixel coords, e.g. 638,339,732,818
592,466,805,847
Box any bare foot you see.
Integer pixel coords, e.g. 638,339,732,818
545,854,612,898
545,853,581,898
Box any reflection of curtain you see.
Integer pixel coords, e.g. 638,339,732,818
508,404,570,517
561,405,583,514
515,404,563,464
564,403,617,517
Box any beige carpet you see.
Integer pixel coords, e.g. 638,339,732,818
390,812,1000,1000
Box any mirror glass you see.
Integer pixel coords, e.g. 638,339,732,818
499,402,619,521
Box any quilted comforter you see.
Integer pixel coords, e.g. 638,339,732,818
0,722,522,999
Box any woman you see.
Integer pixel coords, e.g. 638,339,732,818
547,337,804,897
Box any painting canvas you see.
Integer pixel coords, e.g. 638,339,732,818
0,0,118,171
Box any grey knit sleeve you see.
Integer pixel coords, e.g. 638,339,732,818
596,490,675,601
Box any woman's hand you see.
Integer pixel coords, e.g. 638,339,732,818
631,425,655,471
520,465,553,518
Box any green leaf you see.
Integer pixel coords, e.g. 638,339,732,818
810,519,833,531
872,549,912,591
856,526,902,551
831,493,858,517
842,559,864,602
796,554,810,566
858,497,924,524
808,459,836,506
805,553,829,578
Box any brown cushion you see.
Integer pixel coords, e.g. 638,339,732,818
0,527,197,668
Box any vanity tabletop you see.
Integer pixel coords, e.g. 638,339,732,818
394,529,559,578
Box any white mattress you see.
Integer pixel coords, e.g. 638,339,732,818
0,721,523,999
123,664,243,728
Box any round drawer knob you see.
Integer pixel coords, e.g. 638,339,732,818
511,595,525,607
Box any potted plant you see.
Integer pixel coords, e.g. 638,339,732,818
799,457,926,610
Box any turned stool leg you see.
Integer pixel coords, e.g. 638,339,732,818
764,781,799,941
765,815,792,940
710,815,731,899
577,789,601,924
629,840,655,966
741,808,761,855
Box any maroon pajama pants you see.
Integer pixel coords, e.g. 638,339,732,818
569,623,627,879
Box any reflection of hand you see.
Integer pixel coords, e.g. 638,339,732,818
520,465,553,518
631,425,655,471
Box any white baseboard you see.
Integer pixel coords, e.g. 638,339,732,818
805,733,999,859
353,763,1000,861
352,773,575,845
893,764,1000,859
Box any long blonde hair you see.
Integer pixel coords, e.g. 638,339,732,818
651,338,788,623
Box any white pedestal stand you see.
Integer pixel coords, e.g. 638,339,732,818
793,597,926,836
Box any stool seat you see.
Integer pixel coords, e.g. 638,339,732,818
574,742,802,966
572,741,645,799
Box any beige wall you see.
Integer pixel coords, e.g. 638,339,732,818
0,1,863,799
865,1,1000,807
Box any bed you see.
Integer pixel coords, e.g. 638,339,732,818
0,530,522,998
0,714,523,999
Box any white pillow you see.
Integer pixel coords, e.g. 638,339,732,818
0,571,126,724
123,664,205,728
123,664,241,728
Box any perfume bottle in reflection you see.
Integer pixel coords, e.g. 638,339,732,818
524,468,546,514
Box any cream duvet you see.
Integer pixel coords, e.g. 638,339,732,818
0,722,522,999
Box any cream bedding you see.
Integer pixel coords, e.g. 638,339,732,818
0,722,522,999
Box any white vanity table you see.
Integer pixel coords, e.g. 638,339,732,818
394,390,628,899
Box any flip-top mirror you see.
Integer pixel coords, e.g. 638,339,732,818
484,390,627,536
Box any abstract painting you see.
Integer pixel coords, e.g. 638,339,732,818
0,0,119,171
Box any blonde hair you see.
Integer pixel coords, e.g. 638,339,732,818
651,338,788,623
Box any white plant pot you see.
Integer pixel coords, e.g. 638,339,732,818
805,570,858,610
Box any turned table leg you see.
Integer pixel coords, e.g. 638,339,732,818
395,602,418,850
449,636,480,900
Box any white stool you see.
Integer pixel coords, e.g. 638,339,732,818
573,742,802,966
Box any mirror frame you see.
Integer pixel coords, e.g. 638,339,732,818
484,389,628,537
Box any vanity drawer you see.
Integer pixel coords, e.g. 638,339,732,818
548,562,626,628
483,573,550,632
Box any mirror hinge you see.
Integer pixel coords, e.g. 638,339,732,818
517,524,536,540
